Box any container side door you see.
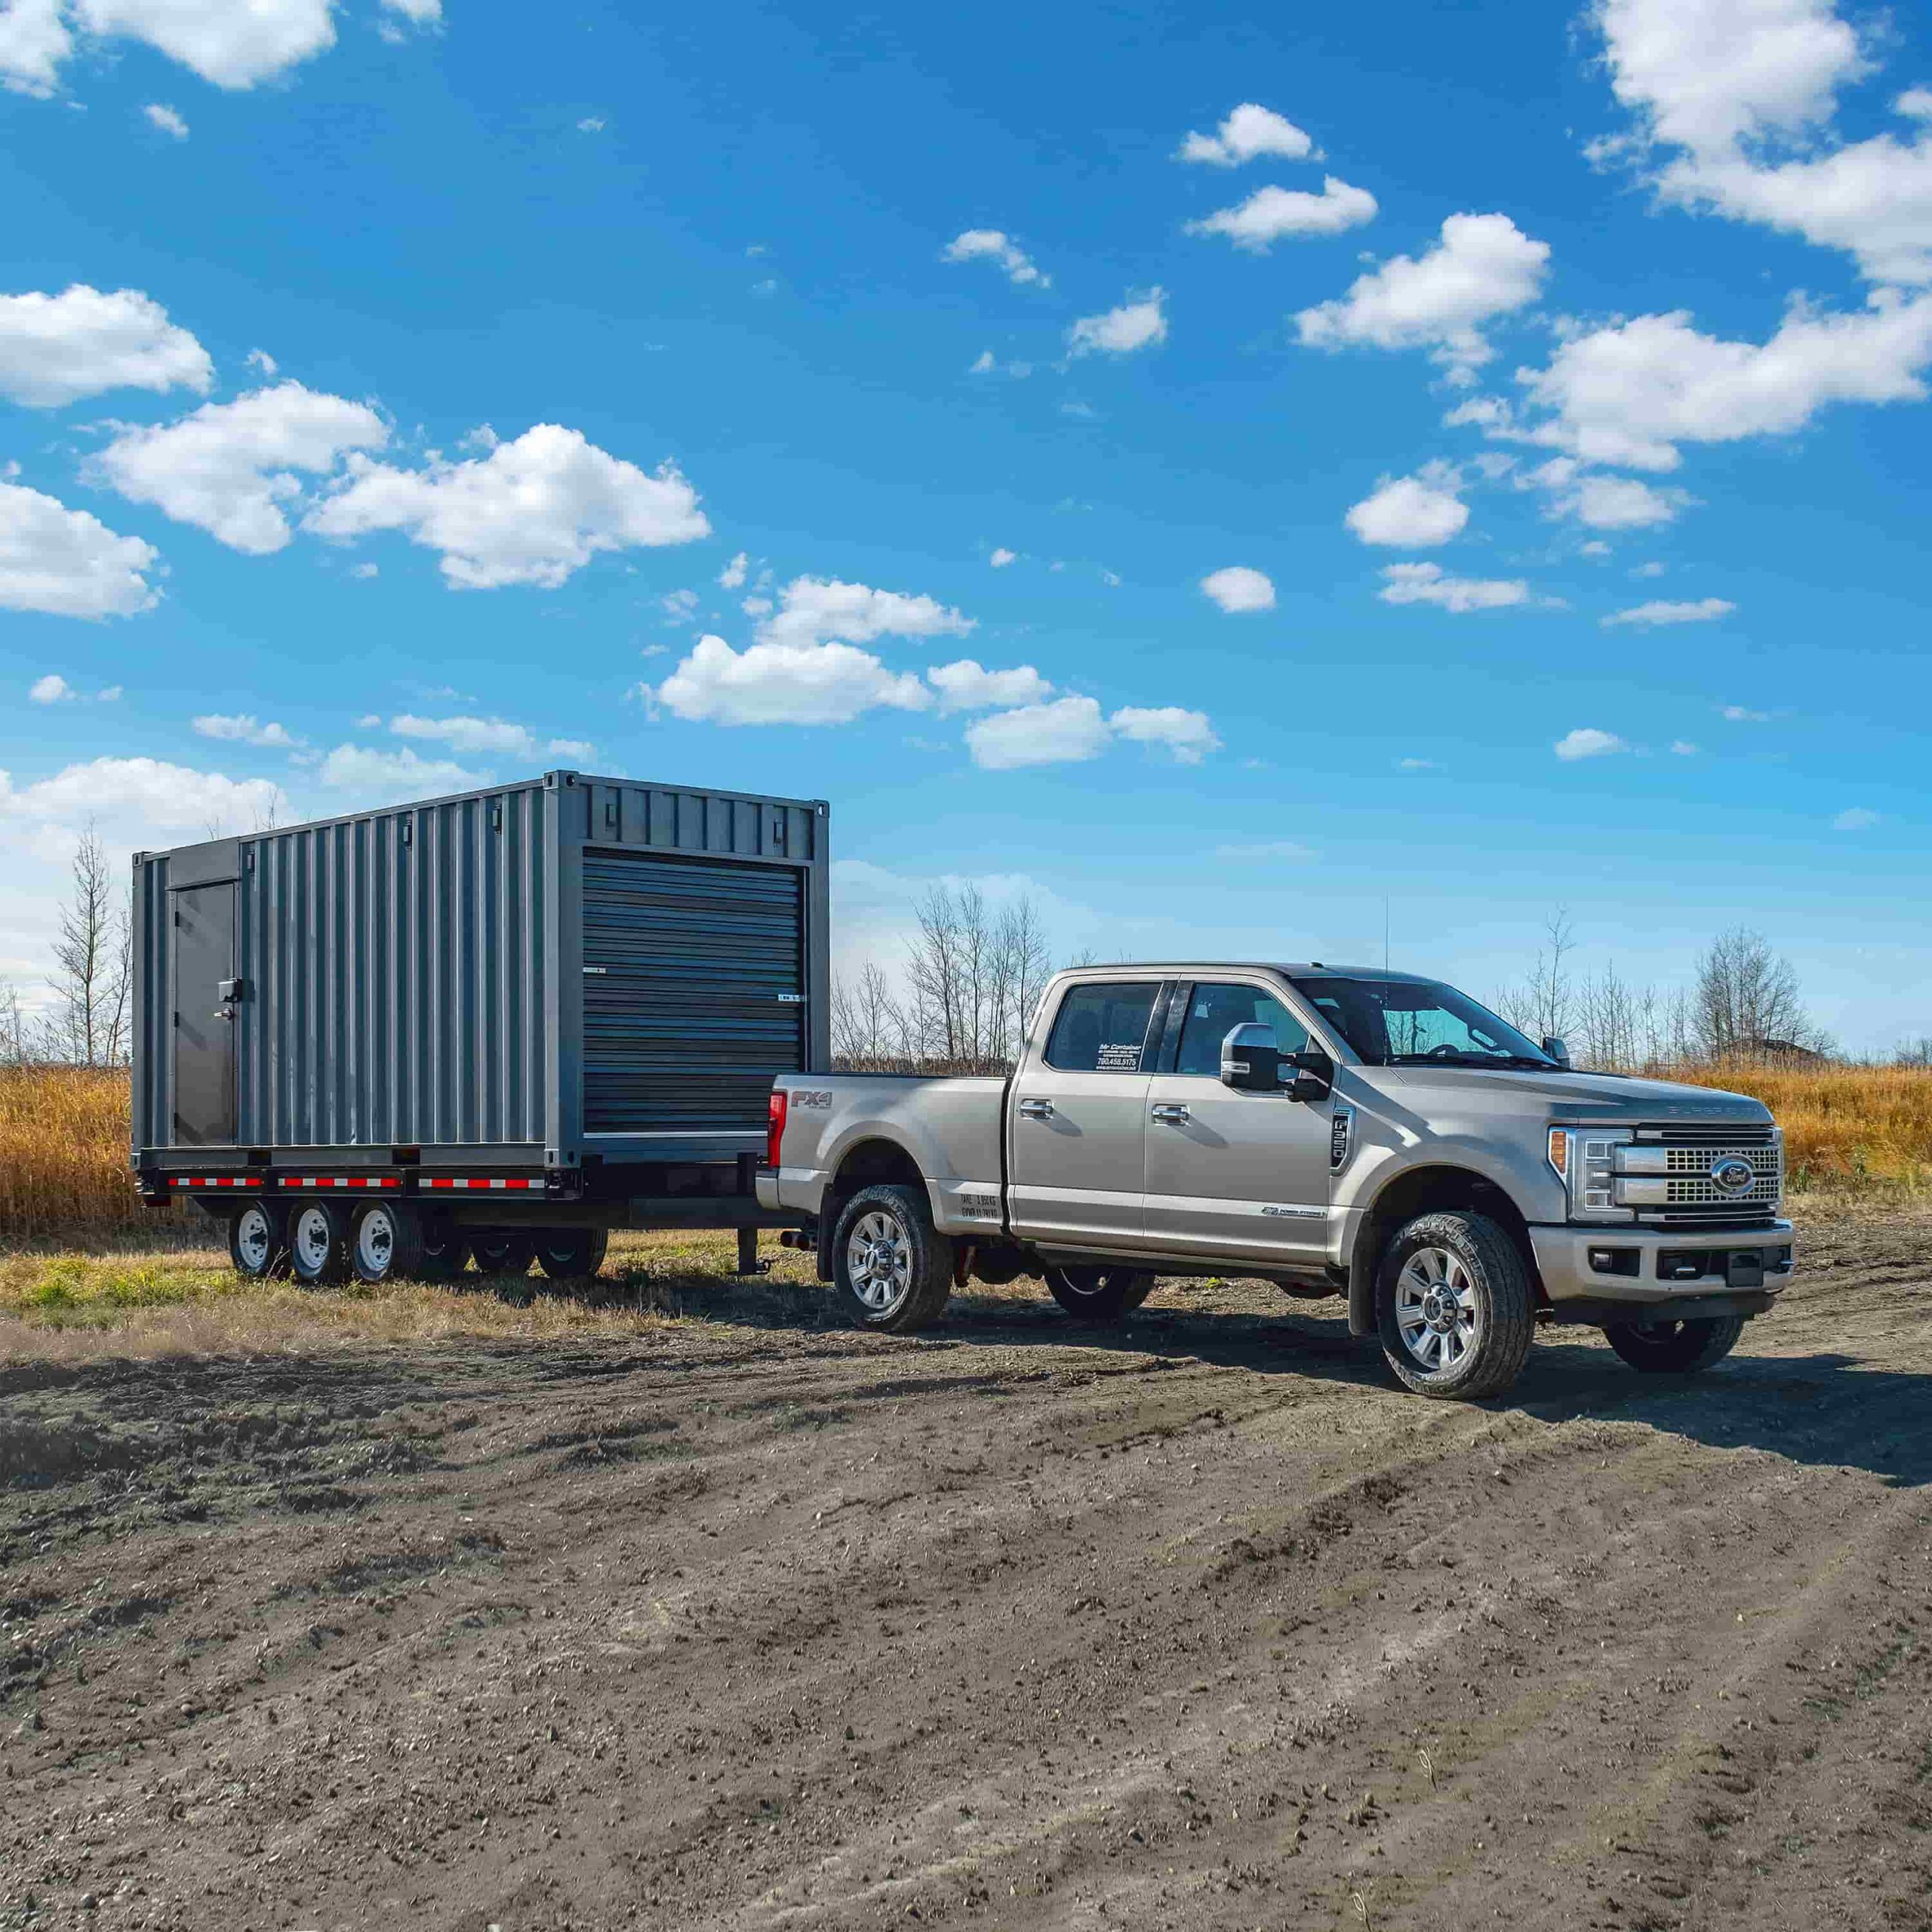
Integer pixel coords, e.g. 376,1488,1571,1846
172,882,237,1145
580,851,804,1134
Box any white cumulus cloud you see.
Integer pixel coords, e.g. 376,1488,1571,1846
1177,103,1316,166
388,715,589,760
942,229,1048,287
1110,705,1220,764
1297,213,1549,380
0,284,211,407
926,660,1053,713
307,423,710,588
1200,565,1276,611
1,0,340,94
29,674,74,703
0,755,284,830
1537,465,1687,528
1377,561,1528,612
1555,727,1629,761
318,744,482,798
989,546,1016,568
964,695,1112,771
1186,177,1377,251
755,577,974,649
95,381,389,554
654,635,929,728
1067,289,1168,358
717,549,748,589
192,713,300,749
1345,472,1468,546
143,101,187,137
0,481,159,618
1601,596,1737,626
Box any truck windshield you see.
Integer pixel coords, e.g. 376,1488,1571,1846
1286,975,1559,1069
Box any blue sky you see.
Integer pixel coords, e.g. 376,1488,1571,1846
1,0,1927,1048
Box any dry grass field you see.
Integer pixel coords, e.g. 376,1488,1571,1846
3,1060,1927,1249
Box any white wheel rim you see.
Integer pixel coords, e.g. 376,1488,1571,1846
1395,1246,1479,1372
294,1208,332,1272
235,1206,272,1272
356,1208,395,1278
847,1210,912,1314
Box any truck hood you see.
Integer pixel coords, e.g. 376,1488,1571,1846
1346,1063,1772,1126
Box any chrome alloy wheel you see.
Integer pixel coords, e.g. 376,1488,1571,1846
293,1205,334,1275
847,1208,913,1315
1394,1245,1479,1372
235,1204,274,1272
355,1205,397,1279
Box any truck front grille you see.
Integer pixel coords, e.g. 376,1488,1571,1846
1632,1123,1782,1222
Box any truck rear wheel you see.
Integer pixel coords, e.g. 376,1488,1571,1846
351,1201,426,1285
228,1201,289,1281
832,1184,953,1334
288,1201,352,1287
1044,1266,1155,1322
1605,1314,1744,1374
1376,1211,1534,1401
534,1229,608,1282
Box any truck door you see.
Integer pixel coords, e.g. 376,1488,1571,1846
1143,980,1333,1268
1006,977,1164,1250
172,881,238,1146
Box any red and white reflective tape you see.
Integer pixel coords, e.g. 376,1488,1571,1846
171,1175,263,1189
284,1175,401,1191
422,1176,547,1191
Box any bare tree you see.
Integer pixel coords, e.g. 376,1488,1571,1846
831,961,906,1070
45,826,132,1067
1691,927,1830,1061
0,978,29,1066
1494,909,1579,1046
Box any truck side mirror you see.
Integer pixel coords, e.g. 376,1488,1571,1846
1220,1023,1281,1091
1542,1035,1572,1068
1287,1048,1334,1103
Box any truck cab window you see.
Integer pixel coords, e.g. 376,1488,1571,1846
1175,984,1309,1077
1044,981,1161,1073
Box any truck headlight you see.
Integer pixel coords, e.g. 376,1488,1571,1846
1549,1127,1635,1223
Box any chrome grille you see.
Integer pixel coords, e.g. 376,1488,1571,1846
1638,1125,1782,1218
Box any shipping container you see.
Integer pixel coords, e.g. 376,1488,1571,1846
130,771,828,1281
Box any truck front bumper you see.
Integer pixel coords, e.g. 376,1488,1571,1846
1530,1221,1795,1313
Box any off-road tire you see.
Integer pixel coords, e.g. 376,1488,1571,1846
1376,1211,1534,1401
288,1200,353,1288
1044,1265,1156,1322
227,1201,289,1281
534,1229,609,1282
470,1232,536,1278
832,1183,954,1334
415,1217,469,1282
1605,1313,1745,1374
350,1201,427,1286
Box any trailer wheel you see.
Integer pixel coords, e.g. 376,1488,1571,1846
1605,1313,1744,1374
1044,1265,1155,1322
832,1183,953,1334
227,1201,289,1281
350,1201,427,1285
288,1201,352,1287
470,1232,535,1278
415,1217,469,1282
534,1229,608,1282
1375,1211,1534,1401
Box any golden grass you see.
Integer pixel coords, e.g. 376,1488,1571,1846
0,1065,172,1243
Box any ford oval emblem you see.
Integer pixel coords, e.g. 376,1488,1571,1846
1710,1155,1755,1194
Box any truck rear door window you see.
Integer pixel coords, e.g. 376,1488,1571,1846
1044,982,1161,1073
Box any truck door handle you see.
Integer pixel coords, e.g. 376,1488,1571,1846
1017,1097,1054,1121
1150,1103,1191,1124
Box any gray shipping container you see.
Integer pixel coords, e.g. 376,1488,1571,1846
131,771,829,1178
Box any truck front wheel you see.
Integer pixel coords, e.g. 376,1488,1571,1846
832,1184,953,1334
1376,1211,1534,1401
1605,1314,1743,1374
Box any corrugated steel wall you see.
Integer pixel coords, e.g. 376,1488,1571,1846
237,784,549,1148
560,777,822,866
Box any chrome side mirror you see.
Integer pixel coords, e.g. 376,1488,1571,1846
1220,1022,1281,1091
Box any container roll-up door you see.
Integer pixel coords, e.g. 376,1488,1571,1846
581,851,804,1134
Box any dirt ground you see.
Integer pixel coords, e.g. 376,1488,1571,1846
2,1207,1929,1932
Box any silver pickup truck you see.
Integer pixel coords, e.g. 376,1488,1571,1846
758,963,1794,1399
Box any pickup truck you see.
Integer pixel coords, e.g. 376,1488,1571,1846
759,963,1794,1400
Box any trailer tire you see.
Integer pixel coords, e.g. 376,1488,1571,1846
288,1201,353,1288
1044,1265,1155,1322
832,1183,953,1334
350,1201,427,1285
534,1229,608,1282
415,1217,469,1282
470,1232,535,1279
1605,1313,1744,1374
1375,1211,1534,1401
227,1201,289,1281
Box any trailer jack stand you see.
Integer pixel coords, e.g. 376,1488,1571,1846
734,1226,768,1276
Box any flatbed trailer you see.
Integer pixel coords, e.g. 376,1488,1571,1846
131,770,825,1284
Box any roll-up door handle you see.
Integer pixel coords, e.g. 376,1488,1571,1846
1017,1097,1054,1121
